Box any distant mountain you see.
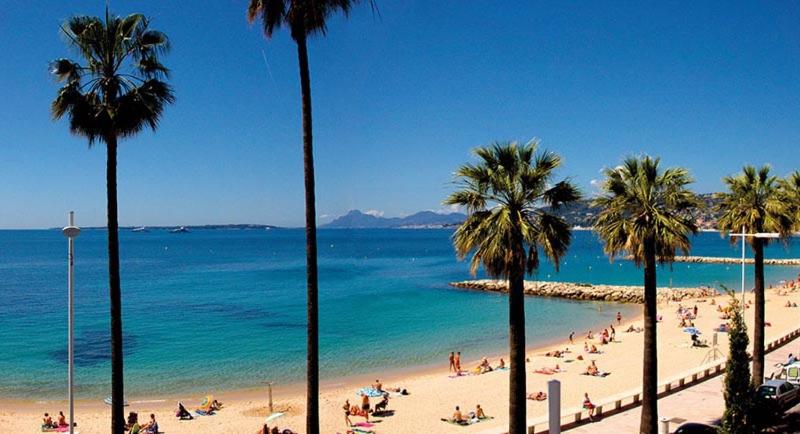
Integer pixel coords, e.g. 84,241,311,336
322,210,467,229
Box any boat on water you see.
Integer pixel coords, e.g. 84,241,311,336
131,226,148,233
170,226,189,233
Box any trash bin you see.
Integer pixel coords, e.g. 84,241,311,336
659,417,670,434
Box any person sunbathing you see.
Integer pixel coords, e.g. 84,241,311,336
57,411,68,428
545,350,562,358
496,358,505,369
43,413,55,429
140,414,158,434
586,363,599,376
176,402,193,420
589,345,599,354
475,404,486,419
372,379,383,391
451,406,465,423
527,391,547,401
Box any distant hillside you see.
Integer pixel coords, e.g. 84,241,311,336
549,193,722,229
322,210,466,229
324,194,723,230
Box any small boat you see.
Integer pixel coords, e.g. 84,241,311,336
170,226,189,233
131,226,148,233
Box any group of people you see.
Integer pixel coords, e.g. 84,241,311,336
255,424,296,434
443,404,488,425
124,412,158,434
41,411,72,431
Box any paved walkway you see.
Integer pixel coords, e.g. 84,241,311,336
566,336,800,434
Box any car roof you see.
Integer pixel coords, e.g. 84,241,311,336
762,379,789,387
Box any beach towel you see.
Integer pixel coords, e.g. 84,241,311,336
351,428,374,434
582,372,611,377
357,387,384,398
195,410,214,416
494,367,509,371
353,422,374,427
441,416,495,426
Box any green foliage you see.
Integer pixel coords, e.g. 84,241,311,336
50,10,174,145
779,171,800,232
720,287,755,434
715,165,794,243
592,156,701,264
247,0,376,40
445,140,581,278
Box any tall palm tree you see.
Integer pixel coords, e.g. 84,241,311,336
593,156,699,434
446,140,580,434
716,166,794,386
246,2,373,432
50,10,174,433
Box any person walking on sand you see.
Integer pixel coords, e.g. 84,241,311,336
448,352,456,372
455,352,462,372
610,324,616,341
569,331,574,344
616,311,622,325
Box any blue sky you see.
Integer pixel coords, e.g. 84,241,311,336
1,1,799,228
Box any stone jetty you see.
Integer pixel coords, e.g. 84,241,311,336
626,255,800,266
449,279,718,304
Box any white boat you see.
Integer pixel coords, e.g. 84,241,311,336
170,226,189,233
131,226,148,233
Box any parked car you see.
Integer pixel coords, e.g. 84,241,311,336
673,422,718,434
756,379,799,410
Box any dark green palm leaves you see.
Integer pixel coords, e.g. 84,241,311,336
445,140,581,278
593,156,700,264
247,0,374,40
51,12,174,144
716,165,794,243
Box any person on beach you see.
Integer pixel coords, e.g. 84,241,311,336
343,399,352,427
616,311,622,325
583,393,595,421
527,391,547,401
373,379,383,391
57,411,68,427
497,358,505,369
610,325,616,341
589,344,599,354
42,413,55,429
176,402,193,420
569,331,574,344
586,330,593,339
475,404,486,419
452,406,464,423
361,393,371,421
126,412,140,433
141,413,158,434
455,352,462,372
583,341,589,352
449,352,456,372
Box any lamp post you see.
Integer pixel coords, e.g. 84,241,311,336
62,212,80,434
729,226,779,308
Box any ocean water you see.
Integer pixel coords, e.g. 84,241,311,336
1,228,798,400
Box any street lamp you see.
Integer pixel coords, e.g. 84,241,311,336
729,225,779,308
62,211,80,434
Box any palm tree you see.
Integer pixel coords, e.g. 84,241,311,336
716,166,794,386
780,171,800,230
50,10,174,433
593,156,699,434
445,140,581,434
246,2,373,432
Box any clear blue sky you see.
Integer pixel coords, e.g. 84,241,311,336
1,1,799,228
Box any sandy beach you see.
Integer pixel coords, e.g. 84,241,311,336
3,285,799,434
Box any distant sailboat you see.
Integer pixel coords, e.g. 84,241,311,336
170,226,189,233
131,226,148,233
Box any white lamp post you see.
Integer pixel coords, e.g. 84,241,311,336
729,226,779,308
62,211,80,434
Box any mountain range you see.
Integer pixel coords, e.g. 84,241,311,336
322,210,466,228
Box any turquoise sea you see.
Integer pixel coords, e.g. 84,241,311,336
1,229,798,400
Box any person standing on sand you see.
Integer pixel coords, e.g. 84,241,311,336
449,352,456,372
610,325,616,341
343,399,352,427
616,311,622,325
455,352,462,372
569,332,574,344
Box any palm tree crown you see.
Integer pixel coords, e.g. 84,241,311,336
780,170,800,232
446,140,581,278
594,156,700,263
51,10,174,142
716,165,794,241
247,0,373,40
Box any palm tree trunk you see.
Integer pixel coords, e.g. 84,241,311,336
639,236,658,434
752,238,765,386
507,230,527,434
296,33,320,434
106,135,125,434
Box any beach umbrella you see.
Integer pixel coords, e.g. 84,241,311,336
683,327,701,335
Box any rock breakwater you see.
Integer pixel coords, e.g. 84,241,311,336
450,280,718,304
